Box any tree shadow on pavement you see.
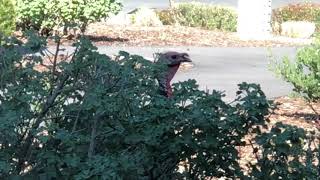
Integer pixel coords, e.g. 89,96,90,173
84,35,129,43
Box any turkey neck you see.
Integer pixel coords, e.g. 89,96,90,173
165,64,180,97
167,64,180,82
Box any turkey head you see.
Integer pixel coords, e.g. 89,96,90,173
156,51,192,98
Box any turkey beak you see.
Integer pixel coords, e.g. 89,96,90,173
182,54,192,62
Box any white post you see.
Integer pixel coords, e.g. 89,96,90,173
237,0,272,40
169,0,175,8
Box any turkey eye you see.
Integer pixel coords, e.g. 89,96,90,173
171,55,177,59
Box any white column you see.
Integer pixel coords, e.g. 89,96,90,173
169,0,175,8
237,0,272,40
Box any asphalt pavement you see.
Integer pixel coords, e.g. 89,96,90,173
94,46,297,101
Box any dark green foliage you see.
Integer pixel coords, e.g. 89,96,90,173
250,123,320,179
0,0,16,35
157,3,237,32
0,33,270,179
15,0,122,35
1,33,319,179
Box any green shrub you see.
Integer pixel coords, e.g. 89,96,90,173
157,2,237,32
251,122,319,179
271,39,320,102
2,33,320,179
270,37,320,118
16,0,122,35
0,0,16,35
156,9,177,25
0,32,271,179
272,3,320,33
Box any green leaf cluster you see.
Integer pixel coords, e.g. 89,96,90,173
251,123,319,179
15,0,122,35
0,0,16,36
270,38,320,102
157,2,237,32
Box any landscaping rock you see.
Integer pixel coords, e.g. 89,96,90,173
129,7,163,27
281,21,316,38
104,12,132,26
105,7,163,27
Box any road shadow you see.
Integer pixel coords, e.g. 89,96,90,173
84,35,129,43
282,112,320,121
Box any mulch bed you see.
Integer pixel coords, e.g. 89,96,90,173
270,97,320,130
81,23,311,47
45,23,312,47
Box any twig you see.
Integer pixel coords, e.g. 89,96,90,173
71,128,86,134
43,48,55,56
42,50,52,63
307,101,319,119
52,37,61,78
17,74,69,172
72,109,81,132
17,45,80,173
88,115,100,160
249,139,260,160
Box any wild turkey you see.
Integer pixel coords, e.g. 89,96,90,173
156,51,192,97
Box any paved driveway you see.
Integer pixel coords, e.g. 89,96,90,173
94,46,297,101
